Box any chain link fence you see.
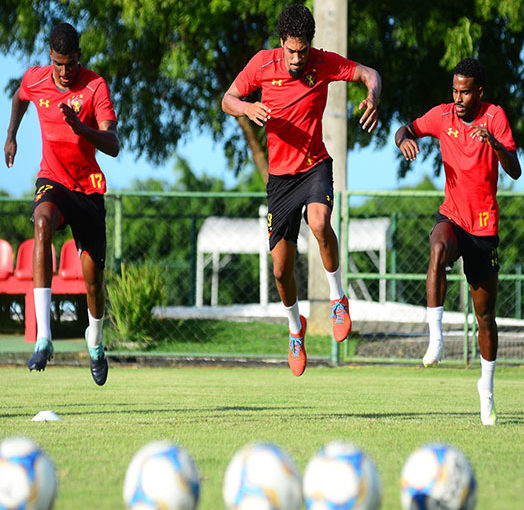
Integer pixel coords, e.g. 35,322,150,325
1,191,523,364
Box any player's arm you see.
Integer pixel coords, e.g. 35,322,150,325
351,63,381,133
470,125,521,180
221,83,271,127
4,88,29,168
59,103,119,157
395,123,420,161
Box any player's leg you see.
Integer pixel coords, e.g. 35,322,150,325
471,275,498,425
28,200,62,371
424,220,459,366
271,238,307,376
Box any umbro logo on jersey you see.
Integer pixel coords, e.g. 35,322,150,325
447,127,459,138
39,98,50,108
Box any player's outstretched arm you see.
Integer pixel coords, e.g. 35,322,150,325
469,125,521,180
222,83,271,127
4,88,29,168
59,103,119,157
352,63,381,133
395,124,420,161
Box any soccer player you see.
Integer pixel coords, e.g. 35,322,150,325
4,22,119,386
395,58,521,424
222,4,381,376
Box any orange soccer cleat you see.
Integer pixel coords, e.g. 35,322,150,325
288,315,307,377
330,295,351,342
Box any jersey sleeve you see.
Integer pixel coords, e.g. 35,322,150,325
412,105,443,138
233,51,262,97
324,51,356,82
490,106,516,152
18,67,37,101
92,78,118,125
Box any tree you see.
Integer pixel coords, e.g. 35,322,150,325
1,1,523,180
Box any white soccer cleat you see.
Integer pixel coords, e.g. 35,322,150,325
422,339,443,367
477,379,497,426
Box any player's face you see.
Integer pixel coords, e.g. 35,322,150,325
452,74,483,122
281,36,310,78
50,49,81,89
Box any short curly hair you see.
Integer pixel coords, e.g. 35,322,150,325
49,22,79,54
277,3,315,43
453,58,485,87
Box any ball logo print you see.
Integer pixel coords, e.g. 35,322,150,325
0,437,57,510
123,441,200,510
400,443,477,510
223,442,302,510
303,441,382,510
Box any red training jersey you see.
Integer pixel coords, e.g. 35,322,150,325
19,65,118,194
413,102,516,235
234,47,356,176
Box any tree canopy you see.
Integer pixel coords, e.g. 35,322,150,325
1,0,523,180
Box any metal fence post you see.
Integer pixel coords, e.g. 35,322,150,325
331,191,342,366
114,194,122,273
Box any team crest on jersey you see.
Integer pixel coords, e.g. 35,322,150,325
68,94,84,113
303,69,317,87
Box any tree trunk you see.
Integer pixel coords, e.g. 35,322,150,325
236,116,269,184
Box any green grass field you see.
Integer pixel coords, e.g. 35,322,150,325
1,364,523,509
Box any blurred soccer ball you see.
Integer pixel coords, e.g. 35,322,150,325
400,443,477,510
123,440,200,510
223,442,302,510
0,436,57,510
303,440,381,510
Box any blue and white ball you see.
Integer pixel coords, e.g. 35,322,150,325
0,436,57,510
222,442,302,510
400,443,477,510
123,441,200,510
303,441,381,510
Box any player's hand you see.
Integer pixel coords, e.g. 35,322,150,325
470,125,499,149
244,102,271,126
4,137,17,168
398,138,419,161
358,97,378,133
59,103,84,135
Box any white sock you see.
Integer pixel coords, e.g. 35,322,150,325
86,309,104,348
325,266,344,301
427,306,443,343
284,301,302,334
34,288,52,340
479,355,496,393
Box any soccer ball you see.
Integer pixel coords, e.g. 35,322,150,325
0,436,57,510
303,440,381,510
400,443,477,510
123,440,200,510
222,442,302,510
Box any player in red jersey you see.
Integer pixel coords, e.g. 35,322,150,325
395,58,521,424
222,4,381,376
4,22,119,385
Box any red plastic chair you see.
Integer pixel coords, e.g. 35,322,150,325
14,239,56,280
58,239,83,280
0,239,14,280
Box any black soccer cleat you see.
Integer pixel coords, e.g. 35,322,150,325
28,338,54,371
90,353,108,386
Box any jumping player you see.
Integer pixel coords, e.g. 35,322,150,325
395,58,521,424
4,22,119,385
222,4,381,376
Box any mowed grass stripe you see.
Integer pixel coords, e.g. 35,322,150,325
0,365,522,509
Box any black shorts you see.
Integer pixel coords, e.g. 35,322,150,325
433,212,499,285
33,178,107,269
266,158,334,251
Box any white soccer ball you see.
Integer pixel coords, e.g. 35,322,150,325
222,442,302,510
400,443,477,510
123,440,200,510
303,440,381,510
0,436,57,510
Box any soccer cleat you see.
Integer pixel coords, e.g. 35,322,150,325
330,295,351,342
86,327,108,386
288,315,307,377
27,337,54,371
477,379,497,426
422,339,443,367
